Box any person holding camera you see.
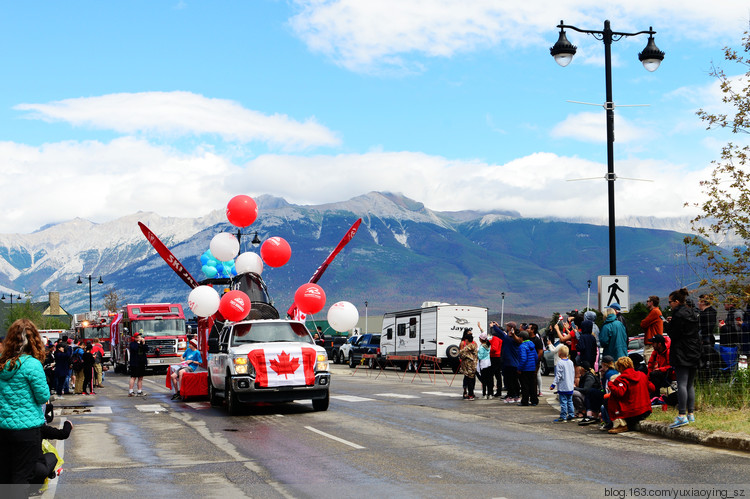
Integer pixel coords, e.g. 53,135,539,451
128,333,149,397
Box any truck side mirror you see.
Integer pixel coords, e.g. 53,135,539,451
207,338,220,354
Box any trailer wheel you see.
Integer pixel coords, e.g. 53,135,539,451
225,376,240,416
312,391,330,411
446,345,459,360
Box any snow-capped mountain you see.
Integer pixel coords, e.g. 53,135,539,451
0,191,708,316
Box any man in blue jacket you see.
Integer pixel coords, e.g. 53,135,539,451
600,308,628,360
516,330,539,406
491,322,520,403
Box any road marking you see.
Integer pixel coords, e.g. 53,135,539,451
185,402,212,410
304,426,365,449
374,393,419,399
135,404,167,413
330,395,374,402
421,391,463,398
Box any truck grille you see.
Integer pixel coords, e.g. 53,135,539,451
146,339,176,355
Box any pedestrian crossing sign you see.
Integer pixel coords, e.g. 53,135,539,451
598,275,629,312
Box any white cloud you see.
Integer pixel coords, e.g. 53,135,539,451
550,111,649,143
289,0,748,73
14,92,340,151
0,135,708,234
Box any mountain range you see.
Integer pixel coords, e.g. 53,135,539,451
0,191,702,318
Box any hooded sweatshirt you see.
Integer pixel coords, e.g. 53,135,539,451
607,367,653,419
600,314,628,360
0,355,49,430
665,304,701,368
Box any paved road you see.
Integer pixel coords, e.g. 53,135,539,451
42,364,750,498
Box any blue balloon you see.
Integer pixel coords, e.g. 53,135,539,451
202,265,218,278
230,267,237,276
206,259,218,267
200,254,210,265
216,263,225,274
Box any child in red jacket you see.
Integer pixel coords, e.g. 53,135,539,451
607,356,654,434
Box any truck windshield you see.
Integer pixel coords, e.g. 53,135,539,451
132,319,186,337
80,326,108,339
231,322,314,346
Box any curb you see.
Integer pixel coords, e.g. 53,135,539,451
637,420,750,452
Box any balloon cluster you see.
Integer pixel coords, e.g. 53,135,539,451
188,194,361,330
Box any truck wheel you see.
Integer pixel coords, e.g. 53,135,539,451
348,354,356,369
312,392,330,411
225,376,240,416
208,375,221,407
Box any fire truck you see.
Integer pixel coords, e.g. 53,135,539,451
112,303,188,373
72,311,121,362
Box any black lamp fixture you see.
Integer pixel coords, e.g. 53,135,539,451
551,20,664,275
78,275,104,312
1,293,23,309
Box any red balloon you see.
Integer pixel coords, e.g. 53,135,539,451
218,290,252,322
294,283,326,315
226,195,258,228
260,237,291,267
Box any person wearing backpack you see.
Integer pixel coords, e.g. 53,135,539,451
70,341,85,394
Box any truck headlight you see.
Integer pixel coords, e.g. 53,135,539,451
234,357,247,365
236,365,248,374
177,340,187,349
315,353,328,372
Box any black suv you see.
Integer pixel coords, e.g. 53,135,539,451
347,333,382,368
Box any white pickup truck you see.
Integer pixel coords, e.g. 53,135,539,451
206,319,331,415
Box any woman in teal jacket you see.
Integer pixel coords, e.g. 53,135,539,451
0,319,50,492
600,309,628,360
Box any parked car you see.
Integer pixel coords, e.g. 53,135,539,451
323,335,347,361
348,333,381,368
541,348,556,376
628,335,646,369
336,335,360,364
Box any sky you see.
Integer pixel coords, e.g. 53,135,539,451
1,0,749,234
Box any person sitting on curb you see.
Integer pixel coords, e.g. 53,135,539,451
647,333,672,396
605,356,654,434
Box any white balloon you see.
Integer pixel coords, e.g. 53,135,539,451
235,251,264,275
209,232,240,262
327,301,359,332
187,285,220,317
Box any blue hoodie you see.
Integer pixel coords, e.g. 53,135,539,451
600,314,628,360
517,340,537,372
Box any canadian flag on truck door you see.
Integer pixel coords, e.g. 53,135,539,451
248,345,317,387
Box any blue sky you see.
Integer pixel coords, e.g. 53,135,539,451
0,0,748,234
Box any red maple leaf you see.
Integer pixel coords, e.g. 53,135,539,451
269,351,300,378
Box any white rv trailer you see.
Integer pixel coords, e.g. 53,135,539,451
380,302,488,369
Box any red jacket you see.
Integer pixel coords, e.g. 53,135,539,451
607,368,654,419
641,307,664,345
647,336,671,374
489,335,502,358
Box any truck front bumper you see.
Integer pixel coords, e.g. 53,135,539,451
230,372,331,403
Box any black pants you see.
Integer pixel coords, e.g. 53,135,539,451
502,366,520,398
491,357,503,395
480,367,494,396
519,370,539,405
462,375,476,397
83,366,94,394
0,425,43,497
625,411,651,430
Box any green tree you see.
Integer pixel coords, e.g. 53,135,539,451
3,300,69,330
622,302,649,337
687,27,750,306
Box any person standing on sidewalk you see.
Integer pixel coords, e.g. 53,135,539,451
641,296,664,363
516,330,539,406
128,333,149,396
665,288,701,428
458,330,478,400
487,321,503,397
550,345,575,422
91,338,105,388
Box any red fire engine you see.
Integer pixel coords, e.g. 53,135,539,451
72,311,121,362
112,303,187,373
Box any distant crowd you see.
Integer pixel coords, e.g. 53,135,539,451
456,287,745,434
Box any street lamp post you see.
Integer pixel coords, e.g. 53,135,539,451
500,292,505,326
77,275,104,312
1,293,22,310
587,279,592,311
364,300,368,334
551,20,664,275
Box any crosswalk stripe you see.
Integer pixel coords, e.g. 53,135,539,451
373,393,419,399
421,391,463,398
135,404,168,413
330,395,374,402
